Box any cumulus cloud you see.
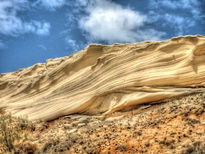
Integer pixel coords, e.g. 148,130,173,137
149,0,201,35
38,0,66,10
79,0,164,43
0,0,50,36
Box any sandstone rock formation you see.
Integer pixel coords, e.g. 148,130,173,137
0,35,205,121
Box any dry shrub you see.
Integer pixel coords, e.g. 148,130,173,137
0,114,37,153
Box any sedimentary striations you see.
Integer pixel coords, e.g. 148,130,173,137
0,35,205,121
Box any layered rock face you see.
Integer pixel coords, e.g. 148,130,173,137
0,35,205,121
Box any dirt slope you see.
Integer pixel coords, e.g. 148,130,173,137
14,92,204,154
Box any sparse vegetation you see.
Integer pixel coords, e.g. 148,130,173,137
0,113,36,153
0,93,204,153
182,141,205,154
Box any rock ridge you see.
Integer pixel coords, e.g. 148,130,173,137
0,35,205,121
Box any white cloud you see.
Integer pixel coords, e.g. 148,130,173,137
39,0,66,10
152,0,201,17
0,0,50,36
151,0,199,10
65,38,86,52
77,0,88,7
79,0,164,43
23,21,51,35
149,0,201,35
163,14,195,35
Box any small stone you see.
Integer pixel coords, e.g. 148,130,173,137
64,124,72,129
78,123,86,127
68,128,77,133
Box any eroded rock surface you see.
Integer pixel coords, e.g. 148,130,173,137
1,35,205,121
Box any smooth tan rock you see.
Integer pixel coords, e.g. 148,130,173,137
1,35,205,121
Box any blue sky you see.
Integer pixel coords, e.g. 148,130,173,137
0,0,204,73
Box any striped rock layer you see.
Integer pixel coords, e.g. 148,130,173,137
1,35,205,121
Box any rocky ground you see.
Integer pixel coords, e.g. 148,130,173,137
1,92,205,154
